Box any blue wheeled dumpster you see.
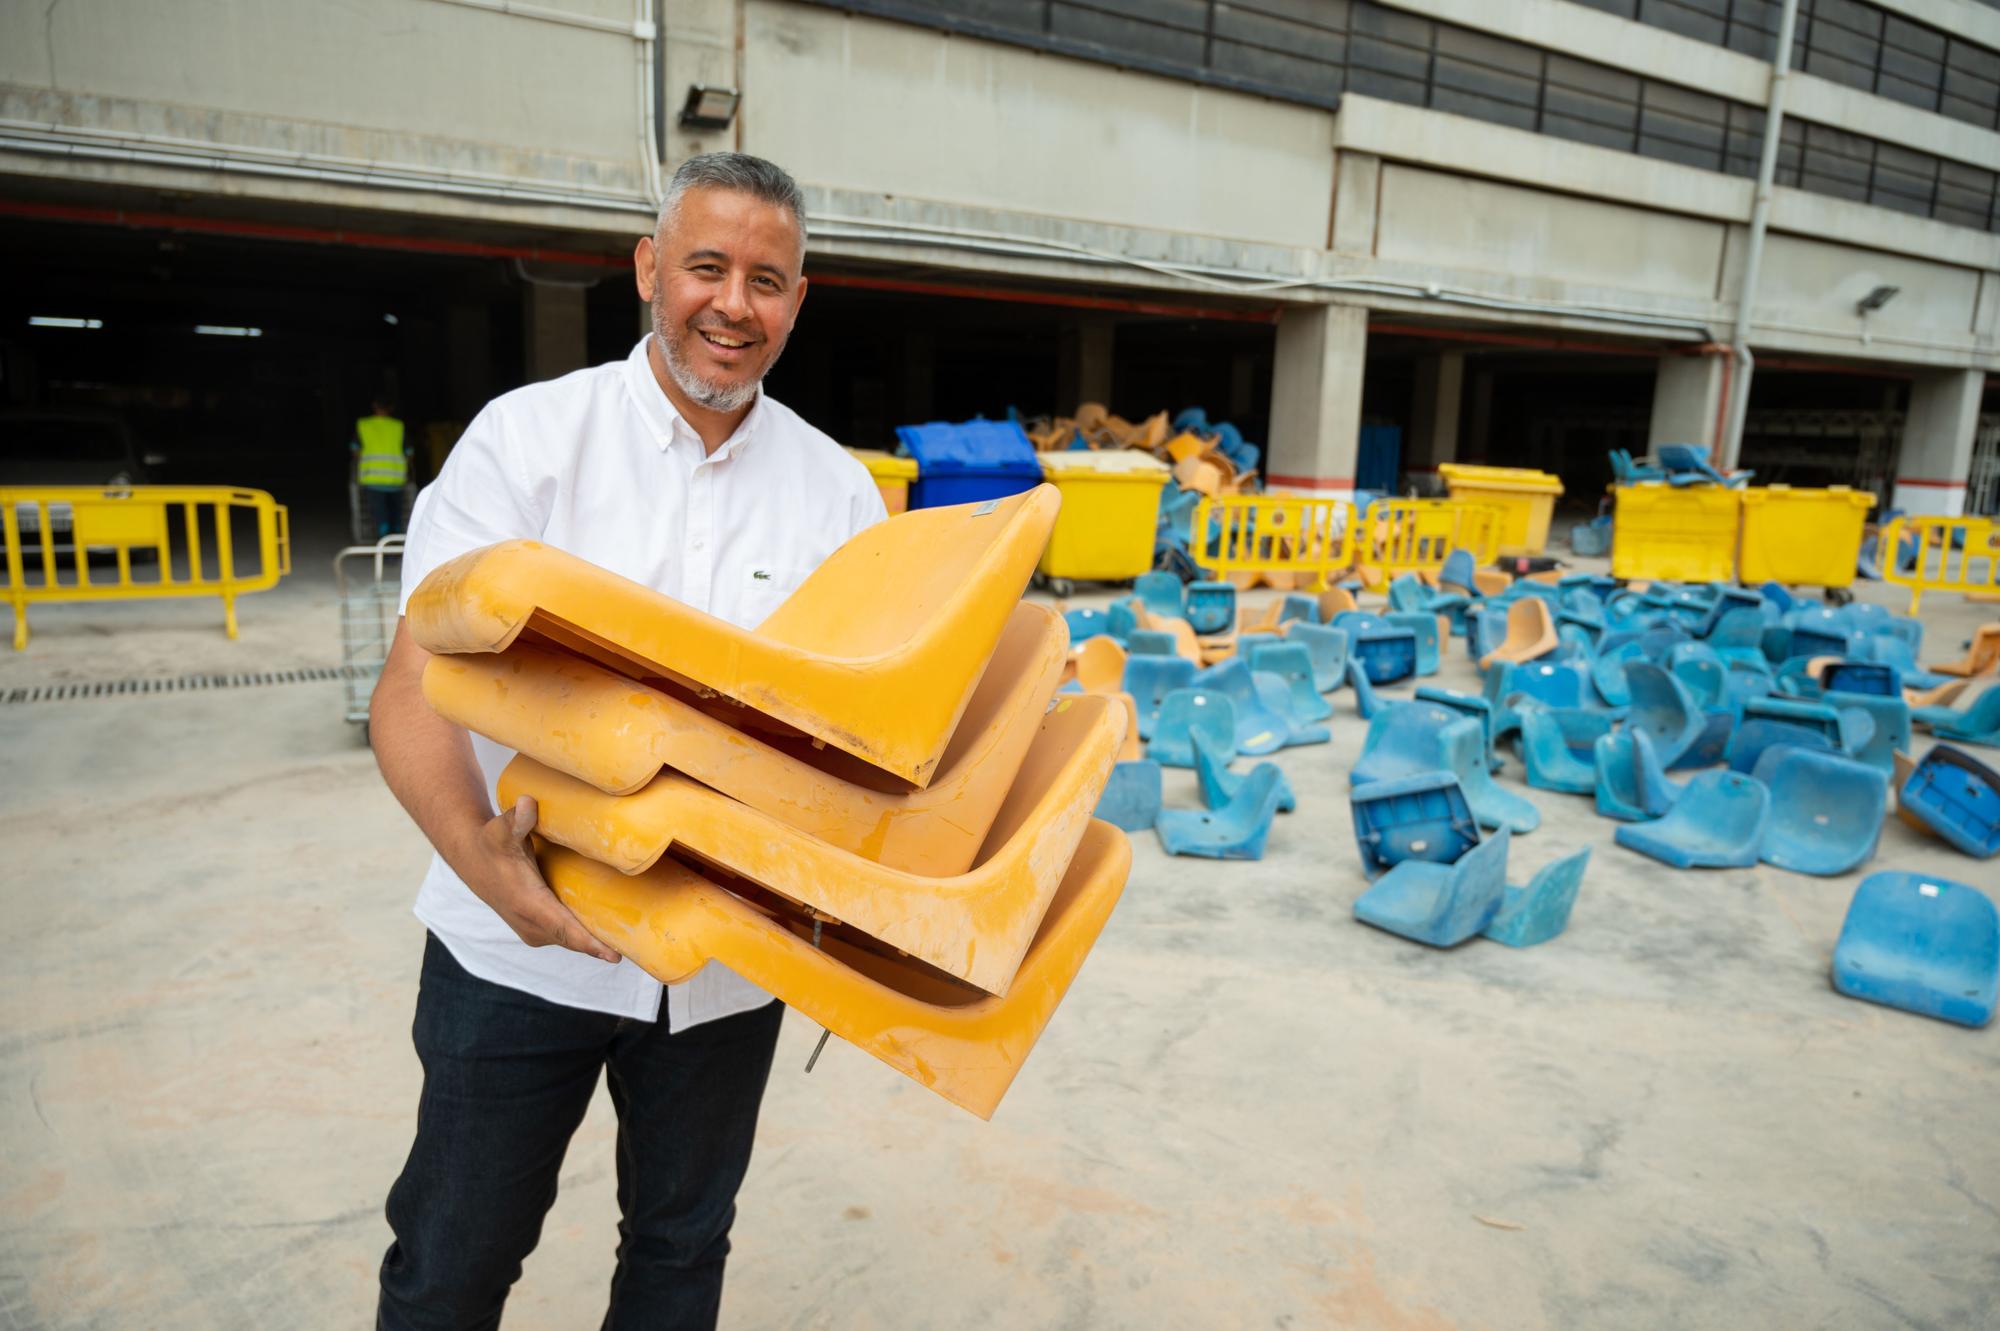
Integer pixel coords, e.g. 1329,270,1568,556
895,418,1045,509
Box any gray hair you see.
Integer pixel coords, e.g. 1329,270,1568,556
655,152,807,253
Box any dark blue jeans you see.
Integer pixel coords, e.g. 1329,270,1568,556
377,934,784,1331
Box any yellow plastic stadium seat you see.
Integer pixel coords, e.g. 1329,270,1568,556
1904,677,1971,710
539,818,1130,1119
1111,691,1143,762
1138,610,1205,666
1480,596,1557,670
1074,635,1126,695
406,485,1061,787
505,693,1126,996
1933,623,2000,678
1316,587,1358,620
1197,631,1237,665
1238,600,1285,634
1472,569,1513,596
424,604,1068,878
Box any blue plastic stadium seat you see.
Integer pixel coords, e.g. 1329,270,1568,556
1832,695,1908,774
1254,670,1333,749
1127,629,1180,658
1438,549,1477,595
1349,771,1481,877
1668,642,1728,708
1063,608,1110,643
1351,700,1461,787
1148,688,1235,769
1614,770,1771,868
1333,612,1420,685
1726,697,1843,772
1415,685,1501,772
1624,662,1705,767
1468,606,1508,662
1193,658,1300,755
1927,688,2000,749
1156,763,1286,860
1250,642,1333,723
1123,654,1198,740
1183,580,1237,636
1512,711,1608,791
1192,729,1295,816
1133,570,1185,620
1753,747,1887,876
1589,643,1642,708
1384,610,1443,677
1898,745,2000,859
1787,607,1857,662
1094,759,1163,832
1443,716,1541,833
1279,593,1320,626
1484,847,1592,948
1287,622,1351,692
1504,659,1591,711
1387,574,1431,614
1668,708,1735,771
1822,661,1899,697
1707,608,1769,666
1831,871,1998,1027
1353,827,1512,948
1105,598,1139,645
1347,655,1382,719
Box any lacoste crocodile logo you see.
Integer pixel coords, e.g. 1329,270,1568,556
752,569,771,580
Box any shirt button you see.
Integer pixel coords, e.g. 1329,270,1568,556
692,538,705,550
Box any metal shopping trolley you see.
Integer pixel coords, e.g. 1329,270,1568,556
335,534,405,734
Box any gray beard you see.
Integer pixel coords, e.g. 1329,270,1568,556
654,301,768,413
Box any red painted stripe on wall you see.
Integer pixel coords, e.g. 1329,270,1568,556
1266,474,1356,491
1894,478,1968,488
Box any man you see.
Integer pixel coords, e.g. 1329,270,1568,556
352,397,413,538
369,153,886,1331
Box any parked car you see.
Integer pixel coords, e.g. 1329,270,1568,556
1,408,163,551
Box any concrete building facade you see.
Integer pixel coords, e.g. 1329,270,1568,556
1,0,1994,516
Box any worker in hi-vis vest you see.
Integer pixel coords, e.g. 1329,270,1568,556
351,398,413,538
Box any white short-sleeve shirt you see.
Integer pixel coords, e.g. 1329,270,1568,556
397,335,888,1026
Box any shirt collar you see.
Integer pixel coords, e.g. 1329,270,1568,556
622,335,765,463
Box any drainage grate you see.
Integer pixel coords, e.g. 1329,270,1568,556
3,663,375,704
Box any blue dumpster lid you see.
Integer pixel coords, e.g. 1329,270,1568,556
893,418,1041,475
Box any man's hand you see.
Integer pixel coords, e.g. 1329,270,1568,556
466,795,622,964
370,618,622,965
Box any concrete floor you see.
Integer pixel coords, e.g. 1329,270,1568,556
3,518,1997,1331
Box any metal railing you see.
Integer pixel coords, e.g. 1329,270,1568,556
1878,515,2000,611
1193,494,1356,590
2,485,290,649
1362,499,1503,574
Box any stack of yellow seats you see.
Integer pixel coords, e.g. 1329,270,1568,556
405,485,1131,1119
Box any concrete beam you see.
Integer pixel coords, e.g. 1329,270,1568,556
1266,304,1366,496
1893,369,1986,517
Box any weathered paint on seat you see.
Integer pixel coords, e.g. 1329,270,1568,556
507,691,1124,996
423,601,1067,877
537,817,1133,1118
407,485,1060,787
1350,700,1460,787
1353,826,1511,948
1753,747,1887,877
1624,662,1705,767
1831,871,1998,1028
1484,847,1591,948
1285,621,1350,692
1133,570,1186,620
1614,770,1771,869
1443,716,1541,833
1249,641,1333,722
1517,707,1600,795
1183,580,1238,636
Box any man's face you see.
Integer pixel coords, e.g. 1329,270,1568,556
634,187,807,414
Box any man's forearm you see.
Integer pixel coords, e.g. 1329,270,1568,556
370,627,495,875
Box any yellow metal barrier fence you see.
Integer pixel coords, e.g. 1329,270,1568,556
1363,499,1503,574
1192,494,1356,589
1879,515,2000,612
3,486,290,649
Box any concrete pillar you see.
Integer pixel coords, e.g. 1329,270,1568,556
1266,303,1366,495
1057,319,1114,412
1648,352,1727,457
1406,352,1464,476
523,281,588,384
1465,369,1495,460
1893,368,1984,517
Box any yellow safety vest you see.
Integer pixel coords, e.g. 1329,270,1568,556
356,415,408,489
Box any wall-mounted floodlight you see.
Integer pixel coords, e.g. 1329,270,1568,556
1855,285,1900,314
28,315,102,329
679,85,740,130
194,324,263,337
